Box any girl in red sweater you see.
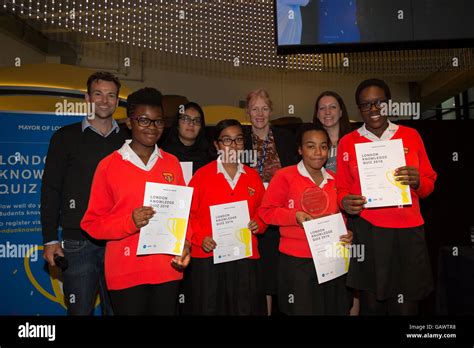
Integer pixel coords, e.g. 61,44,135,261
81,88,190,315
259,123,353,315
337,78,437,315
186,119,267,315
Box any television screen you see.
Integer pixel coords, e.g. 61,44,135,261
276,0,474,52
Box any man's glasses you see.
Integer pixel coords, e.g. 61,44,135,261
179,114,202,126
357,100,387,112
218,136,245,146
131,116,165,128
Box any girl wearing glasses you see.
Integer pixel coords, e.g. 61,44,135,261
185,119,267,315
162,102,211,174
337,78,437,315
244,88,298,315
81,88,190,315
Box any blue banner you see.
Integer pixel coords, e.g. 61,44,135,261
0,112,100,315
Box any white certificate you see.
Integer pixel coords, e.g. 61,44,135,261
355,139,412,208
303,213,349,284
137,182,193,256
180,161,193,186
210,200,252,264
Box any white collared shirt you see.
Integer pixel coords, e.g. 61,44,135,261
118,139,162,171
217,157,246,190
357,120,399,142
297,160,334,188
81,117,119,137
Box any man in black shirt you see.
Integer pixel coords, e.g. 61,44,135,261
41,71,128,315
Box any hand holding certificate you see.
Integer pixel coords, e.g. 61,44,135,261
137,182,193,256
303,213,349,284
210,200,252,264
355,139,412,208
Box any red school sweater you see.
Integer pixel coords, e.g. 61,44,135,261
258,166,341,258
80,150,189,290
336,125,437,228
188,160,267,259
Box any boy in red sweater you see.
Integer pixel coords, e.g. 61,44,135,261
259,123,353,315
81,88,190,315
185,119,267,315
337,78,437,315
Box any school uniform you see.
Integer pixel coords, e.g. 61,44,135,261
336,121,437,313
185,159,267,315
259,162,352,315
244,126,298,298
81,140,189,315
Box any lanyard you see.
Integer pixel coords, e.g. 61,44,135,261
257,134,270,178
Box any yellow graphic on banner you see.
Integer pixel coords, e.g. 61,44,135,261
235,228,252,257
24,245,99,309
386,170,410,204
167,218,187,254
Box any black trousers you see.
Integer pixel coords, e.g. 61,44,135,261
109,281,180,315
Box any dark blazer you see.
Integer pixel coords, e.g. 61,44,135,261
243,125,298,169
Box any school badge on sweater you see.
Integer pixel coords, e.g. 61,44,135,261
162,172,174,183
